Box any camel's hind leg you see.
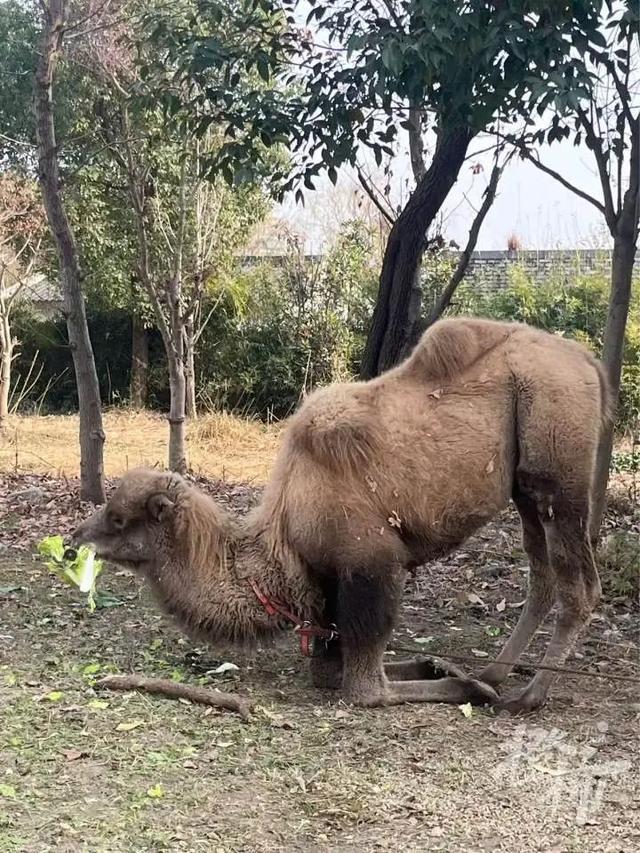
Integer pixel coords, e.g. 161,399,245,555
499,493,601,715
480,488,556,688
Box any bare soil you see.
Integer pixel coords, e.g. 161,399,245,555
0,472,639,852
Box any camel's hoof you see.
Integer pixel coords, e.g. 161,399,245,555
464,678,500,706
497,688,545,716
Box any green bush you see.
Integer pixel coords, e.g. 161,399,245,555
195,220,377,417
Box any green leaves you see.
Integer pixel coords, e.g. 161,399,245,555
37,537,104,612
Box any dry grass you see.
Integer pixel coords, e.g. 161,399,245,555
0,410,282,484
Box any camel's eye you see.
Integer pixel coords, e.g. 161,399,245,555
110,514,125,531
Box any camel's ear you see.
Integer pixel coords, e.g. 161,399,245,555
146,492,174,523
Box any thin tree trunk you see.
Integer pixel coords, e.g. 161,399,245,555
0,320,11,428
360,124,473,378
591,233,637,537
34,0,105,503
184,318,197,419
590,114,639,539
167,344,187,473
130,313,148,408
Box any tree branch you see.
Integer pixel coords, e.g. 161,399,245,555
97,674,252,719
408,103,427,184
423,153,505,328
575,103,617,229
516,145,606,216
356,169,395,225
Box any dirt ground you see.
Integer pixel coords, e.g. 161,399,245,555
1,466,638,853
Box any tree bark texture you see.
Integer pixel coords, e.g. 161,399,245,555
0,319,12,427
34,0,105,503
130,313,148,408
590,118,639,538
360,124,473,379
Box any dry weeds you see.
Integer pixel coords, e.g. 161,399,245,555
0,410,282,484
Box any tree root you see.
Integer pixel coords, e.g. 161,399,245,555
96,674,253,720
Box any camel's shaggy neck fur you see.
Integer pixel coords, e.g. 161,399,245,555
145,478,324,647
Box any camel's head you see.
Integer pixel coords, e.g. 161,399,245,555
72,469,183,570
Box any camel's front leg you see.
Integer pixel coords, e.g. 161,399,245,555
336,574,497,708
311,641,468,689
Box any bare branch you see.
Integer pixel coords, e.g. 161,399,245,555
408,104,427,183
356,169,395,225
516,145,607,217
575,104,617,228
423,153,506,328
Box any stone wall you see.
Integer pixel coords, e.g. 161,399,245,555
454,249,630,293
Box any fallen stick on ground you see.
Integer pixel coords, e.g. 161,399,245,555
97,674,253,720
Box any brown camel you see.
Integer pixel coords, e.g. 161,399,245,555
73,317,610,713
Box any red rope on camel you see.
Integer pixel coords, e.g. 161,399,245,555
248,578,339,656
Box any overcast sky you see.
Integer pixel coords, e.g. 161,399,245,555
275,135,608,253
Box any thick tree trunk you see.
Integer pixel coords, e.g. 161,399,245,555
34,0,105,503
360,125,473,379
130,313,148,408
590,232,637,538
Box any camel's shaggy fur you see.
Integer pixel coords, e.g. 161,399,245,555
74,317,610,712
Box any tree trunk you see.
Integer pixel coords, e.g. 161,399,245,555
590,232,637,538
34,0,105,503
184,319,197,419
360,124,473,379
130,313,148,408
0,319,12,429
168,356,187,473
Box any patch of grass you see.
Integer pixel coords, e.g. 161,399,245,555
598,530,640,601
0,410,281,483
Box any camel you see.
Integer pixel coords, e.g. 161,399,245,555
73,317,610,713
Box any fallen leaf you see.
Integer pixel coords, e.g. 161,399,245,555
146,784,164,799
210,662,239,675
496,598,506,612
458,702,474,719
429,388,443,399
62,748,88,762
88,699,110,710
471,648,489,658
466,593,486,608
414,636,434,645
485,455,496,474
115,720,144,732
258,706,296,729
0,784,16,798
387,511,402,529
45,690,64,702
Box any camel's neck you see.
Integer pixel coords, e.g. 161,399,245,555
146,518,322,647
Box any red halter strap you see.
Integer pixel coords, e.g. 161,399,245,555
248,578,339,657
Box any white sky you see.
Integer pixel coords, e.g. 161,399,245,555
275,135,609,253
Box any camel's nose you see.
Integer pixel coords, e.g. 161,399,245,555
71,510,103,546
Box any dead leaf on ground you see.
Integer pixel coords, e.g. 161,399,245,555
471,648,489,658
115,720,144,732
496,598,506,612
61,748,88,762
